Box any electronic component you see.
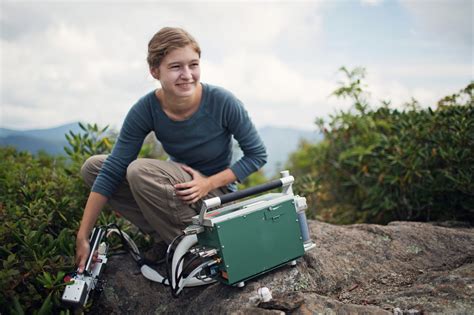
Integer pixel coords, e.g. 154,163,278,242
61,228,108,308
192,170,315,286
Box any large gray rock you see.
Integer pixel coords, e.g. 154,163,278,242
91,221,474,314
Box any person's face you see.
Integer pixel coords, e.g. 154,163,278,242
151,45,201,98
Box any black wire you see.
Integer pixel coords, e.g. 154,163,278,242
196,273,214,282
173,254,215,297
165,233,185,295
196,265,218,281
106,223,141,262
173,253,187,284
175,254,200,288
189,260,213,282
107,251,128,257
99,225,218,296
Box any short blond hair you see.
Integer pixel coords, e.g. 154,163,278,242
147,27,201,68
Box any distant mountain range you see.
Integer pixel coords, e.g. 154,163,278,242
255,126,322,176
0,122,322,176
0,122,83,155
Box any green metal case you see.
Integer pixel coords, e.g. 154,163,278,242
195,193,305,285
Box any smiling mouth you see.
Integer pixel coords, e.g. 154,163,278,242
176,82,194,89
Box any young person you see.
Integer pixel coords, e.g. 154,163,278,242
76,27,267,272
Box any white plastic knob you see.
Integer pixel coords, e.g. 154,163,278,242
98,242,107,255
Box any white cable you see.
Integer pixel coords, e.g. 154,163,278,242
106,228,214,289
140,265,169,285
176,261,217,295
106,228,141,261
171,235,198,288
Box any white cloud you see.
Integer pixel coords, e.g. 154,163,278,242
202,51,342,130
364,67,467,110
400,0,472,44
360,0,384,6
381,63,471,80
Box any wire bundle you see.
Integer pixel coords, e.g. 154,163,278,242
103,225,216,297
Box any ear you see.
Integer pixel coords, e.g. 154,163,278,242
150,67,160,80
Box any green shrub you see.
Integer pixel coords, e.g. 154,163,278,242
0,123,138,314
287,68,474,224
1,147,82,314
238,170,268,190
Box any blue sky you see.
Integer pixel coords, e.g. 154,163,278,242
1,0,472,131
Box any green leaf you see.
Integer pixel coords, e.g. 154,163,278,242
12,295,25,315
37,293,52,315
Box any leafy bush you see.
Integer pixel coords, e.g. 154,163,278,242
0,123,133,314
238,170,268,190
287,68,474,224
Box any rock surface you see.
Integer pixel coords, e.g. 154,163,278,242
91,221,474,314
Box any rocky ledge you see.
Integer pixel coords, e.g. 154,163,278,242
92,221,473,314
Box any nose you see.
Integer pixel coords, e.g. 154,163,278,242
180,66,193,79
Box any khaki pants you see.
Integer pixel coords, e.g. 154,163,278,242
81,155,228,244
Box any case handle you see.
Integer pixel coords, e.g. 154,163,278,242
198,173,294,225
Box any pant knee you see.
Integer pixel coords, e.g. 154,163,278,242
81,154,107,187
126,159,146,187
126,159,175,190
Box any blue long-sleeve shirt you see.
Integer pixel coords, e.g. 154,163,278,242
92,83,267,197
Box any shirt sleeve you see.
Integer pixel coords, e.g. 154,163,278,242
224,97,267,182
91,99,152,197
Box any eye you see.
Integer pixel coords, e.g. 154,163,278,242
190,62,199,68
170,64,180,70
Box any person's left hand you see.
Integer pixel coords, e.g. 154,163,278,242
174,165,213,204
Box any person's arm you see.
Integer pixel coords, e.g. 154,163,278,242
75,192,108,273
225,97,267,183
75,97,153,271
91,97,153,197
174,166,237,204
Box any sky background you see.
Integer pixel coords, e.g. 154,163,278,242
1,0,472,131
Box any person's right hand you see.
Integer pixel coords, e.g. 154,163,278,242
75,237,90,274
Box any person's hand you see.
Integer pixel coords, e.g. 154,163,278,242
75,237,90,274
174,165,213,204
